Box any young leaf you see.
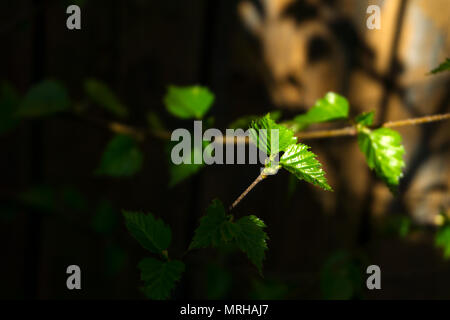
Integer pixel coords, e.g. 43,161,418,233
233,215,268,275
138,257,185,300
96,134,143,177
0,82,20,134
292,92,349,131
189,199,233,249
429,58,450,74
229,110,282,129
123,211,171,255
357,127,405,190
355,111,374,126
435,225,450,259
16,80,70,117
164,85,214,119
280,143,332,191
84,78,128,118
249,113,297,156
190,199,269,274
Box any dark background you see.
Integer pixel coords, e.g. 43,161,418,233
1,0,449,299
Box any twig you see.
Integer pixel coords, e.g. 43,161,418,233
229,172,267,211
294,112,450,140
382,113,450,128
70,111,450,143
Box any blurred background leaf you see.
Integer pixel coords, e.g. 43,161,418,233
95,134,143,177
164,85,214,119
0,82,21,134
249,278,289,300
320,250,363,300
205,263,232,299
16,80,69,117
84,78,128,118
91,199,118,235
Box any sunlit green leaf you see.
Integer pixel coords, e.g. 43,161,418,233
292,92,349,131
84,78,128,118
96,134,143,177
0,82,20,134
355,111,374,126
249,113,296,156
164,85,214,119
139,257,185,300
229,110,282,130
435,225,450,259
357,127,405,191
123,211,171,255
429,58,450,74
16,80,69,117
280,143,332,191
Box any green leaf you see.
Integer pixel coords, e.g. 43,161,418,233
96,134,143,177
250,278,288,300
105,244,127,277
233,215,268,275
190,199,269,274
0,82,20,134
189,199,233,249
229,110,282,130
84,78,128,118
435,225,450,259
164,85,214,119
123,211,171,255
167,141,205,188
249,113,297,156
18,185,55,212
355,111,374,126
357,127,405,190
61,186,87,212
292,92,349,131
280,143,332,191
320,251,362,300
384,215,411,238
138,257,185,300
91,199,118,235
147,111,165,132
16,80,70,117
429,58,450,74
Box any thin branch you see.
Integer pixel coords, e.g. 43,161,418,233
294,112,450,140
71,111,450,143
382,113,450,128
229,172,267,211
